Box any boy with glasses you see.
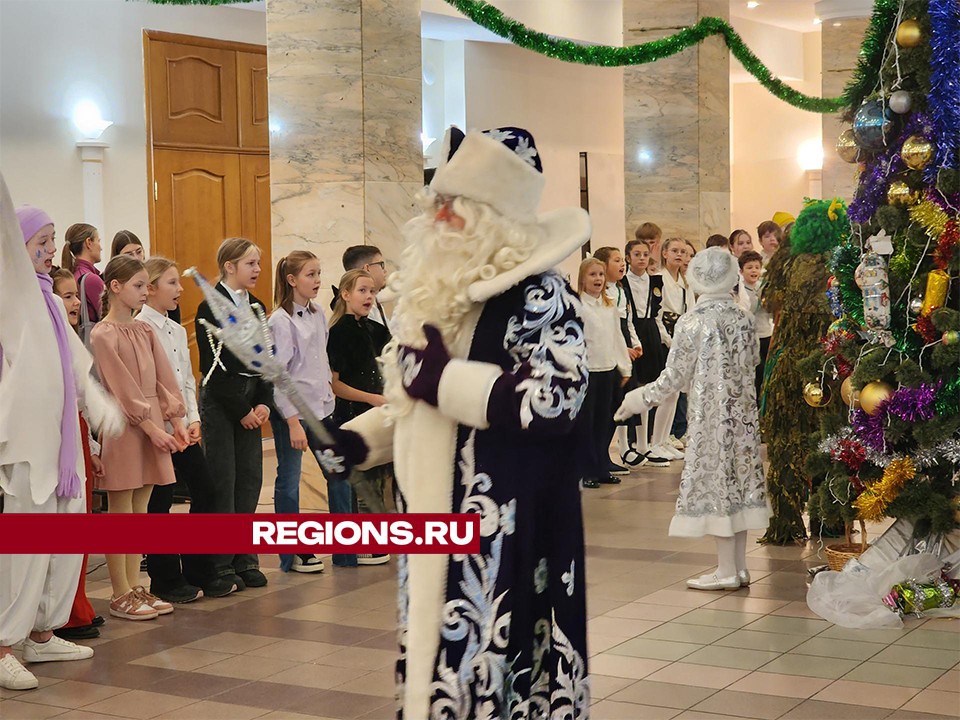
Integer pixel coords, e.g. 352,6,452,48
341,245,390,330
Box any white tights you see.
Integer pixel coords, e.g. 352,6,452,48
714,531,748,578
651,392,679,447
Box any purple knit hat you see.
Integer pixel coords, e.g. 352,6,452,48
16,205,54,243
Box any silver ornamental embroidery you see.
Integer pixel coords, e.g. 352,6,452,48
503,273,587,429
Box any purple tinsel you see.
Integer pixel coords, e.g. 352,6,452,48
852,408,887,452
887,382,939,422
928,0,960,174
848,113,933,224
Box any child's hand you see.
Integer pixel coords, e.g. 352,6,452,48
187,421,202,444
620,376,631,387
628,347,642,360
147,425,181,453
288,421,308,451
171,421,191,452
240,410,261,429
91,455,105,480
253,404,271,426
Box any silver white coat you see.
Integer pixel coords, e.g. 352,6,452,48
623,294,772,537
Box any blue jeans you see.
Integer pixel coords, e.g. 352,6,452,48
270,411,357,568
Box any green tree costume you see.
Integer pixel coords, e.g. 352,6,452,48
760,200,851,544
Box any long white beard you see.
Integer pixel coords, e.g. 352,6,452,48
380,192,542,418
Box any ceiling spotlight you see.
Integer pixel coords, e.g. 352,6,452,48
746,1,759,8
813,17,822,25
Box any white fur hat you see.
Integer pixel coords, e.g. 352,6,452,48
431,127,545,223
686,246,741,296
429,126,591,302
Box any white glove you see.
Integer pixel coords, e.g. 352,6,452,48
83,380,127,438
614,388,648,422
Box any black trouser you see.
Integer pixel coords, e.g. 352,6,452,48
756,335,771,405
671,393,688,439
577,369,619,480
146,443,218,590
201,382,263,578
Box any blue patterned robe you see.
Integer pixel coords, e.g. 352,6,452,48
345,271,590,719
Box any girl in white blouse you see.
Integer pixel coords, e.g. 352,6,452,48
650,238,690,462
137,257,238,602
576,258,632,489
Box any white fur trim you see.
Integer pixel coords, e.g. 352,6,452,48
431,131,545,223
399,305,482,719
436,359,501,429
669,502,773,538
468,207,591,303
342,406,396,471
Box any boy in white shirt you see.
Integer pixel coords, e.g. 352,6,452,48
737,250,773,404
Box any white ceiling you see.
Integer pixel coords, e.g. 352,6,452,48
223,0,821,37
729,0,819,33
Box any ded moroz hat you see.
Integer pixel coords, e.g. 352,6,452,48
429,126,591,301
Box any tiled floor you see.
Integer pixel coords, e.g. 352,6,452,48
2,453,958,719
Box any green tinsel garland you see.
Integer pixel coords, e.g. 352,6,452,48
841,0,902,118
935,376,960,416
441,1,844,112
141,0,899,114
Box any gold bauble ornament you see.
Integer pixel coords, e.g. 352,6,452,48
896,18,923,48
887,180,918,206
860,381,894,416
840,377,861,409
803,382,831,408
837,129,861,164
901,135,934,170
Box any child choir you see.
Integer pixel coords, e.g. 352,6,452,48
1,192,783,690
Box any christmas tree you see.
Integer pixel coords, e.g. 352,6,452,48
801,0,959,539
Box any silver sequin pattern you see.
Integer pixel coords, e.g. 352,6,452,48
639,296,770,535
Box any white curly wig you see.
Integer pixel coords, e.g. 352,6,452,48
685,246,740,296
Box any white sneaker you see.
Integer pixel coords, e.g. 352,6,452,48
357,554,390,566
686,573,740,591
651,443,683,461
291,555,325,573
0,653,38,690
669,435,685,449
22,635,94,663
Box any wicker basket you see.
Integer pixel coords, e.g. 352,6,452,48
825,519,868,572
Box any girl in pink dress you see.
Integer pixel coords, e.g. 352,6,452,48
90,256,189,621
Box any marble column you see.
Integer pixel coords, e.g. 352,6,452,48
623,0,730,245
267,0,422,289
818,0,871,201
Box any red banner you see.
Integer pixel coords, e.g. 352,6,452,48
0,514,480,554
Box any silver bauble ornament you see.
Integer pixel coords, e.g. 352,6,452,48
909,297,924,316
889,90,912,114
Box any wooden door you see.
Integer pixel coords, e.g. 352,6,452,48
240,154,273,307
152,149,242,371
237,52,269,150
148,41,239,149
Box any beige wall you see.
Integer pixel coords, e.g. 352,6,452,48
731,30,823,238
0,0,266,255
462,41,624,279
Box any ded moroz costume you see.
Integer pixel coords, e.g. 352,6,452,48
341,127,593,718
